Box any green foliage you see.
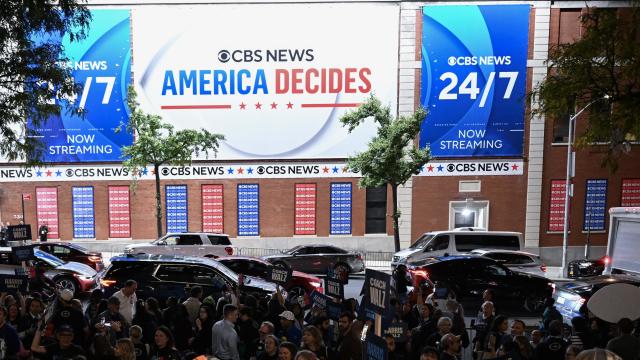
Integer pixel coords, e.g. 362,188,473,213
530,3,640,169
0,0,91,163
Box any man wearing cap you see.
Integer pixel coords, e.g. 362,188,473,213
0,305,20,359
31,321,85,359
112,279,137,325
211,304,240,360
278,310,302,346
50,289,88,346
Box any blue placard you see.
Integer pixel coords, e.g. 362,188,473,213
28,10,132,162
72,186,95,238
237,184,259,236
166,185,188,233
584,179,608,231
420,5,530,157
330,183,352,235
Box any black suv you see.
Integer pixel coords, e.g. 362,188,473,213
407,255,555,313
99,254,278,303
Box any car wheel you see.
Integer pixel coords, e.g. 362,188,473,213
334,263,351,281
55,276,78,295
524,293,545,313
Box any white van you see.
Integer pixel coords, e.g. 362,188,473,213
391,229,523,268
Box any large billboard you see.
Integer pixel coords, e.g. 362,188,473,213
133,4,399,160
420,5,529,157
29,10,133,162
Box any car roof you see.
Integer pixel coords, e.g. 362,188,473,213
217,256,269,263
164,232,230,237
420,230,522,236
407,254,489,267
110,253,223,267
471,249,539,257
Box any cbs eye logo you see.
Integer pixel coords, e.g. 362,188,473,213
218,50,231,63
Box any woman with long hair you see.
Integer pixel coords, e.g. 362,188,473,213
300,325,328,360
483,315,510,359
149,326,181,360
144,297,164,325
191,304,214,355
115,338,136,360
132,299,157,345
278,341,298,360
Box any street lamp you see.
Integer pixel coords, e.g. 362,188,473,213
561,94,610,276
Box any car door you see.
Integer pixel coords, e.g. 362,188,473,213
49,245,73,263
173,235,203,256
287,246,315,273
188,265,230,300
315,246,339,273
152,264,197,301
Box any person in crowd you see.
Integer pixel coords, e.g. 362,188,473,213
168,303,193,352
17,295,44,349
530,330,542,348
257,321,276,356
6,303,21,328
115,338,136,360
541,297,562,332
211,303,240,360
128,325,149,360
576,348,624,360
566,344,582,360
237,306,259,359
420,346,440,360
31,322,86,359
149,325,181,360
132,299,157,346
182,286,203,325
86,289,108,323
278,310,302,346
473,301,496,358
258,334,280,360
393,265,410,304
534,320,567,360
513,335,534,360
439,333,461,360
606,318,640,360
191,304,214,355
39,223,49,243
0,305,20,359
427,316,453,348
511,319,527,338
446,299,469,348
50,288,88,346
384,333,402,360
301,325,328,360
484,315,512,359
92,320,118,359
411,302,438,359
295,350,318,360
113,280,137,325
145,297,164,325
278,341,298,360
93,296,128,340
336,311,361,360
571,316,597,351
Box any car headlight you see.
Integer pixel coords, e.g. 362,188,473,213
74,274,94,280
309,282,322,289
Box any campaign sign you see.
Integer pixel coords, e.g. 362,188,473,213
0,275,29,292
326,300,343,321
12,246,35,262
6,225,32,241
384,322,409,343
364,269,391,314
28,10,133,162
327,267,349,285
363,334,388,360
420,5,530,157
310,290,332,310
267,266,292,286
325,277,345,299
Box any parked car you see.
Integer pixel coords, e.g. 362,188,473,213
392,229,523,269
31,242,104,271
99,254,279,304
406,255,554,313
554,274,640,324
124,232,234,258
567,256,609,278
0,247,98,295
471,249,547,277
261,245,365,275
217,256,323,300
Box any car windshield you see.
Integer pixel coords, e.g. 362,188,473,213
66,243,88,252
410,234,434,249
34,250,66,267
284,246,303,255
214,262,239,283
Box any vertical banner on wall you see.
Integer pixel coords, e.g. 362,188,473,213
549,180,566,232
36,187,59,239
166,185,188,233
237,184,259,236
28,10,132,162
108,186,131,238
72,187,95,238
420,5,530,157
295,184,317,235
621,179,640,207
330,183,352,235
202,185,224,233
584,179,608,231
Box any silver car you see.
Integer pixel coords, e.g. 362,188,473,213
262,245,365,275
471,249,547,277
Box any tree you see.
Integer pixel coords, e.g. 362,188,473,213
530,3,640,169
340,95,430,252
0,1,91,162
121,87,225,238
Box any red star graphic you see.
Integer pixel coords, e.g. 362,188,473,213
255,102,262,109
45,170,52,177
511,164,519,171
286,102,293,109
237,167,244,174
270,102,278,109
342,166,348,173
427,165,434,172
239,102,246,110
322,167,329,173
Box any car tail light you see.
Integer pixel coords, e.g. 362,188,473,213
225,247,234,255
357,254,364,261
100,279,117,287
309,281,322,289
88,256,102,263
540,263,547,272
601,256,610,265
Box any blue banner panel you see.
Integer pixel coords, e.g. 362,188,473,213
166,185,188,233
584,179,608,231
420,5,530,157
72,186,95,238
28,10,132,162
238,184,259,236
330,183,352,235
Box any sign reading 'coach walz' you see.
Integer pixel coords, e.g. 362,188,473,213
0,275,29,292
364,269,391,314
324,277,344,299
267,266,292,285
7,225,32,241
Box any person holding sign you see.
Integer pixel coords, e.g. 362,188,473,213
278,311,302,346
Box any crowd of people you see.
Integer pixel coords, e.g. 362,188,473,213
0,264,638,360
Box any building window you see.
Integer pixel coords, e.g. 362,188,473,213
36,187,59,239
448,200,489,230
365,186,387,234
72,186,95,239
548,180,566,232
552,97,575,143
202,185,224,233
166,185,188,233
108,186,131,238
621,179,640,207
294,184,316,235
237,184,259,236
583,179,607,232
330,183,352,235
